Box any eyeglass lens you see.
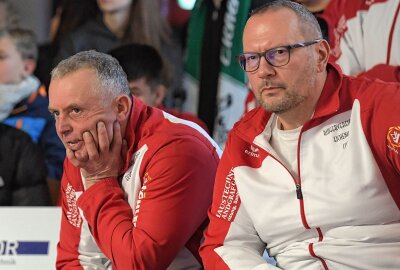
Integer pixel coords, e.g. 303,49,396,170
239,47,290,71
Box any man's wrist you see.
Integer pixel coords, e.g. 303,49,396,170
84,176,117,189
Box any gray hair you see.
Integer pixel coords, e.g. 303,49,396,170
0,28,37,60
250,0,322,39
51,50,131,105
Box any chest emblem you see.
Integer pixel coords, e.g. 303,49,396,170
65,183,82,228
387,126,400,149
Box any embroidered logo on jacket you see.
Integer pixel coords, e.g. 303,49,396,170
65,183,82,228
216,168,240,221
245,145,260,158
387,126,400,151
133,172,151,226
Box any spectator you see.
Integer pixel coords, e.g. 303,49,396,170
320,0,400,81
35,0,100,88
49,50,221,269
0,28,65,205
109,43,209,132
54,0,183,106
0,123,51,206
201,1,400,269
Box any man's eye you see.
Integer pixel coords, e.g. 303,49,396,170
50,111,59,118
274,49,287,55
247,54,258,61
71,108,81,114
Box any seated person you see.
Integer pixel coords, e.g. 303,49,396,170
49,50,221,269
0,27,65,204
201,1,400,269
0,123,51,206
108,43,209,132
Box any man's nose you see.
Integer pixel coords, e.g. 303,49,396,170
56,115,71,137
257,56,276,78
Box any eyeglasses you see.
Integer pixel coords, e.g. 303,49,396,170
237,39,321,72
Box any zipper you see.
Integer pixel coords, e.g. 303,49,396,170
296,184,303,199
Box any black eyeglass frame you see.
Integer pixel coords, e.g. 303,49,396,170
237,39,322,72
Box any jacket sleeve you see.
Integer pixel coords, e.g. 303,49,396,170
13,135,51,206
57,161,109,270
200,135,279,270
76,138,219,270
357,64,400,82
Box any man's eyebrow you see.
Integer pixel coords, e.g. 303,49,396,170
48,103,81,112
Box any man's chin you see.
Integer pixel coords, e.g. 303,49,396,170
69,147,89,162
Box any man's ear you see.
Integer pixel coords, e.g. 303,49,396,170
153,84,166,107
22,59,36,76
114,95,132,122
316,39,330,73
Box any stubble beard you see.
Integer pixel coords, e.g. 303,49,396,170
258,88,306,114
257,60,317,114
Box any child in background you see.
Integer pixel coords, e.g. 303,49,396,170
0,28,65,205
109,43,209,132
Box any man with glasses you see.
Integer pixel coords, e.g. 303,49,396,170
200,1,400,269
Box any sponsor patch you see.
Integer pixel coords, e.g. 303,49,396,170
65,183,82,228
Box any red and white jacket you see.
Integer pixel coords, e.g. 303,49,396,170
56,99,222,270
321,0,400,81
200,64,400,269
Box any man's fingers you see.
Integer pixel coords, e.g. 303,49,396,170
121,139,128,160
83,131,99,160
111,121,122,151
98,121,110,153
